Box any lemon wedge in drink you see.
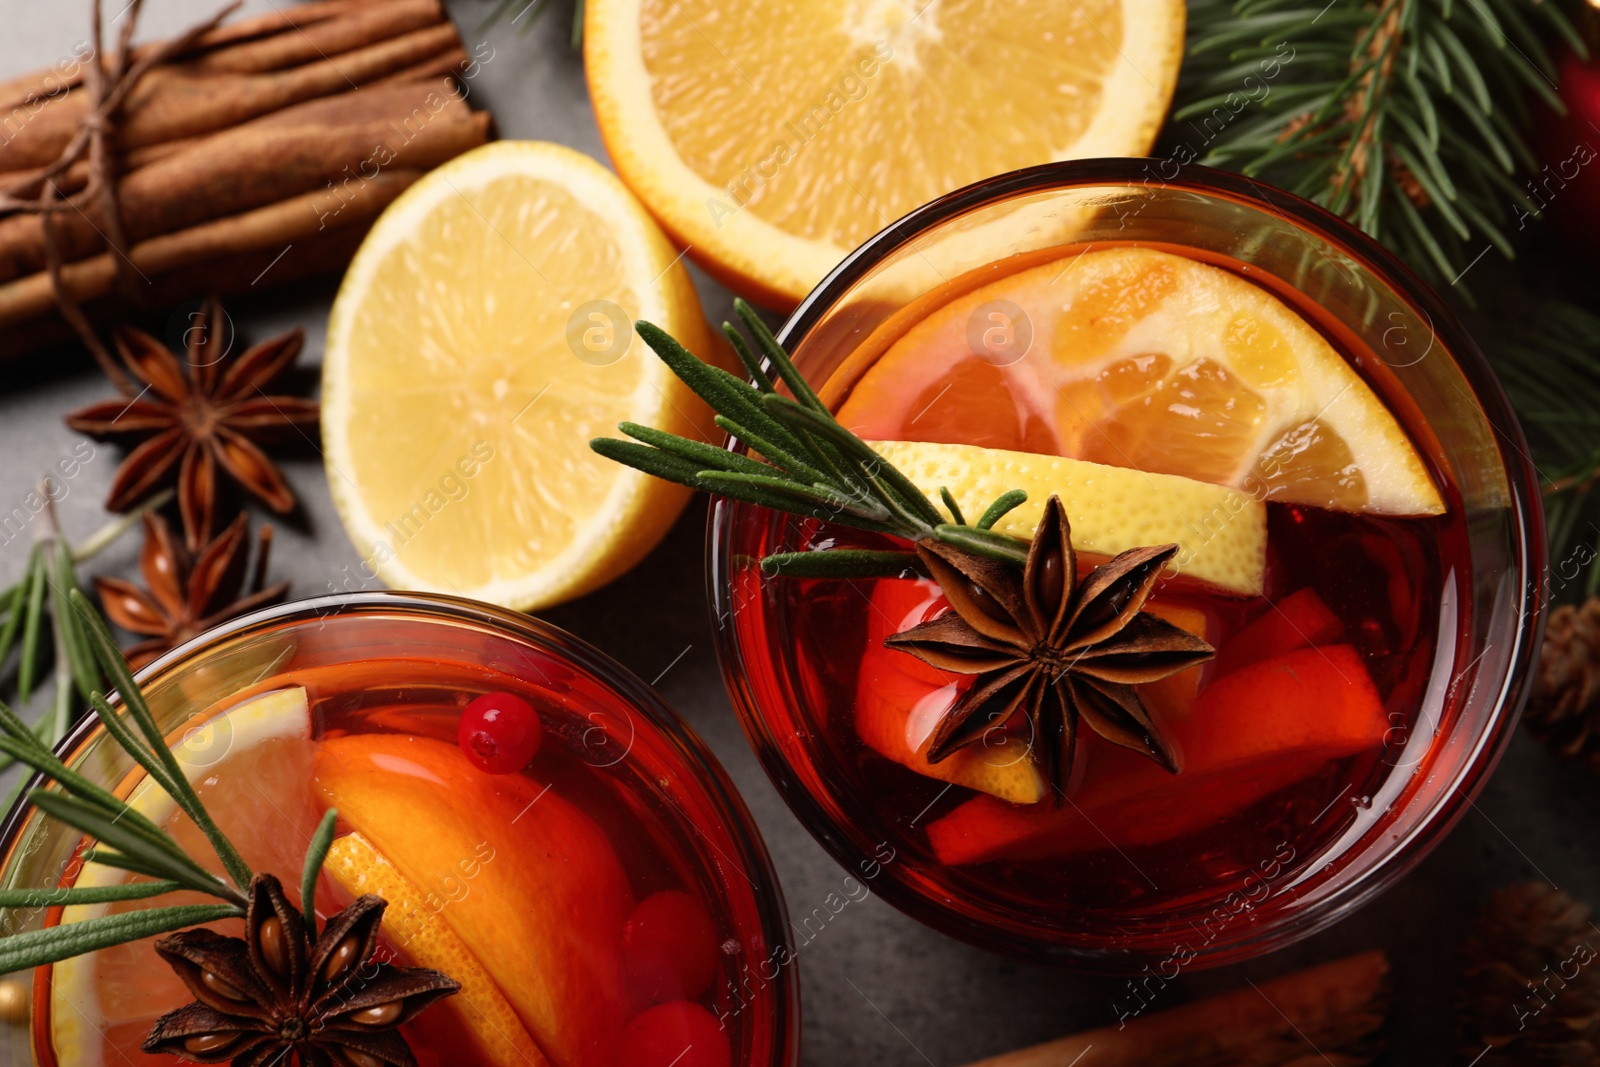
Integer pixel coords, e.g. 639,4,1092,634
49,687,315,1067
871,440,1268,596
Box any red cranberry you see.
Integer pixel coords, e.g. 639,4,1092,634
457,692,541,774
622,891,719,1003
616,1002,730,1067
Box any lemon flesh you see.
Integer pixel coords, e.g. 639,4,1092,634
323,140,717,611
871,439,1268,595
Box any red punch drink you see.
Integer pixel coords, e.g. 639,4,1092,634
711,165,1542,969
0,596,797,1066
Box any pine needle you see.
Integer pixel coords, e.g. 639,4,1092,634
1173,0,1584,293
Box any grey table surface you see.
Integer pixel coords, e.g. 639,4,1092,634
1,2,1594,1064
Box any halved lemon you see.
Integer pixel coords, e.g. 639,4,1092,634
839,247,1446,516
50,688,317,1067
587,0,1186,308
323,140,720,611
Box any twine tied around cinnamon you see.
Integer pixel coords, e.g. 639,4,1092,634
0,0,240,396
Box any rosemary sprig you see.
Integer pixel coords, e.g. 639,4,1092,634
0,777,245,969
71,589,255,892
591,300,1032,578
0,905,242,975
301,808,339,932
0,490,172,772
0,590,288,972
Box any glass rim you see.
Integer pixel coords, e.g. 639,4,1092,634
710,157,1547,966
0,589,802,1056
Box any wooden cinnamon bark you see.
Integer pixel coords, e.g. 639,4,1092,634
958,951,1389,1067
180,0,446,75
0,20,463,170
0,0,492,356
0,0,434,112
0,78,487,281
0,226,371,359
0,169,422,326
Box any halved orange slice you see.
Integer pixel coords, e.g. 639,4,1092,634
587,0,1186,307
838,248,1446,516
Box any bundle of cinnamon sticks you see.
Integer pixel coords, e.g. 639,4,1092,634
0,0,492,357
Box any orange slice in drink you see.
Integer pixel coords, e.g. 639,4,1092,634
838,247,1446,517
321,832,551,1067
859,578,1048,804
926,644,1389,865
312,734,634,1067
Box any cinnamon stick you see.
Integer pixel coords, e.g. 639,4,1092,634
0,77,488,282
0,169,422,326
181,0,446,75
373,45,473,87
0,0,491,357
161,0,364,57
958,952,1389,1067
0,225,370,360
0,0,368,112
0,15,459,170
0,136,198,201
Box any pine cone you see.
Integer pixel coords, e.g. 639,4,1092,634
1458,883,1600,1064
1526,597,1600,769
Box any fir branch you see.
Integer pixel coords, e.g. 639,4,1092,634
1174,0,1585,290
1488,300,1600,598
590,302,1034,572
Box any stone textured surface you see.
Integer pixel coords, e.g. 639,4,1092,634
1,3,1593,1064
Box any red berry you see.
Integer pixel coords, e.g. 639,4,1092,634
616,1002,730,1067
457,692,542,774
622,891,720,1003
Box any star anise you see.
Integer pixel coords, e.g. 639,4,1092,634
145,874,459,1066
885,496,1215,798
64,297,319,550
94,511,289,669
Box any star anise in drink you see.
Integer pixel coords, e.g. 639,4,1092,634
145,874,459,1067
884,496,1215,798
64,297,318,550
94,511,288,669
